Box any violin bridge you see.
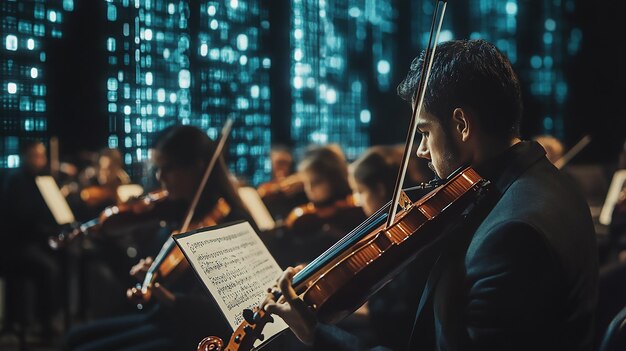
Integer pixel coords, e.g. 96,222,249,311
399,191,412,211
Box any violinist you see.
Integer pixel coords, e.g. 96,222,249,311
65,125,254,351
283,145,366,263
262,40,598,351
1,140,62,339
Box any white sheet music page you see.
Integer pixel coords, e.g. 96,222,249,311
35,176,76,225
173,221,288,347
238,187,276,231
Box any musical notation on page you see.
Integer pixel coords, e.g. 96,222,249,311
173,221,288,347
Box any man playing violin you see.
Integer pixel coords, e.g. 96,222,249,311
262,39,598,351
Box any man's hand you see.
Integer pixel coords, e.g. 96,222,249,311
261,266,317,345
129,256,153,282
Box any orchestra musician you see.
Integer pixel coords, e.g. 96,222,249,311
261,40,598,351
64,125,254,351
78,148,131,210
1,140,63,338
282,145,366,264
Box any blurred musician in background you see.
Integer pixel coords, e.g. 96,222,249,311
257,144,307,221
282,145,366,264
78,148,131,211
1,140,62,338
65,125,254,351
350,146,400,216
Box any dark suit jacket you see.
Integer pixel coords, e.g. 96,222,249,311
313,141,598,351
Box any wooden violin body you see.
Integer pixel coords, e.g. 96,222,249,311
80,185,118,208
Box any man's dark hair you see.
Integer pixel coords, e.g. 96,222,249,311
397,39,522,138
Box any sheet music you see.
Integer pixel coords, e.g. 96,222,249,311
174,221,287,347
238,187,276,231
35,176,76,225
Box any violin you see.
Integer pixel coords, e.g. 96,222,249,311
48,189,172,249
126,119,234,306
79,184,118,208
284,194,366,237
198,167,493,351
126,198,232,304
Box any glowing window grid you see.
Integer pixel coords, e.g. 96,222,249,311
105,0,271,185
1,0,71,168
290,0,396,161
416,0,576,138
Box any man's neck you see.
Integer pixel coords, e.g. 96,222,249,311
473,137,520,166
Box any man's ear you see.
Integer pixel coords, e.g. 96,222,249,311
452,108,471,142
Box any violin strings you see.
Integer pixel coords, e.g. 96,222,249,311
294,184,435,285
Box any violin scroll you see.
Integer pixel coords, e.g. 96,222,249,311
48,226,82,250
197,336,224,351
198,308,275,351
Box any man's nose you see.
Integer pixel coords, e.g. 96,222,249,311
416,139,430,160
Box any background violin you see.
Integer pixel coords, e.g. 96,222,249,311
284,193,366,238
48,189,179,250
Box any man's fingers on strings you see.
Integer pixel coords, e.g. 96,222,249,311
263,300,290,317
278,267,299,302
261,289,278,310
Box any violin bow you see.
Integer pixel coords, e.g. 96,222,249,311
386,0,448,228
180,118,235,232
554,135,591,170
